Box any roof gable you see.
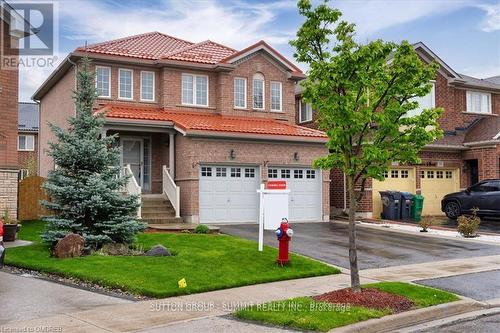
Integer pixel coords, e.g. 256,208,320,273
413,42,461,79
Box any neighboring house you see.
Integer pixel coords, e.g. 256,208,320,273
0,1,32,219
296,42,500,218
33,32,330,224
18,102,39,179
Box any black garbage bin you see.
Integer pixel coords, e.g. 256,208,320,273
400,192,413,220
379,191,401,220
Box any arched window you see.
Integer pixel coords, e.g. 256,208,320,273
253,73,265,110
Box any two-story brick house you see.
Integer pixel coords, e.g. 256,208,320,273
33,32,330,224
297,42,500,218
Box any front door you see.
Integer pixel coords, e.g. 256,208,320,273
122,138,143,189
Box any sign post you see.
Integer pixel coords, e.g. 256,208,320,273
257,181,290,252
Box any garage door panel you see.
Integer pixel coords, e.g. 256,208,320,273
421,169,459,216
200,165,260,224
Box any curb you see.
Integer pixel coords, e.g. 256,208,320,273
328,299,485,333
395,306,500,333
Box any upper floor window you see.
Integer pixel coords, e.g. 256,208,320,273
140,71,155,102
118,68,133,100
270,81,282,112
182,73,208,106
466,91,491,114
405,82,435,118
18,134,34,151
299,100,313,123
253,73,265,110
234,77,247,109
95,66,110,98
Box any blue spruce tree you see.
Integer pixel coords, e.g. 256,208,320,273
41,58,146,249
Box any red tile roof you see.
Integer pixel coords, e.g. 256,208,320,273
99,104,327,139
76,32,194,60
163,40,236,64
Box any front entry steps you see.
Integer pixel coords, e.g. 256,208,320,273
141,194,183,224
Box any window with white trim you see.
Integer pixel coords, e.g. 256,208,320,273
268,168,278,178
299,100,313,123
230,167,241,178
244,168,255,178
118,68,133,100
253,73,265,110
201,166,212,177
466,91,491,114
182,74,208,106
280,169,290,178
306,170,316,179
405,82,435,118
18,135,34,151
234,77,247,108
294,169,303,179
95,66,110,98
270,81,282,111
140,71,155,101
216,167,226,177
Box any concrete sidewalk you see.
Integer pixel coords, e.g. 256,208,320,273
4,254,500,332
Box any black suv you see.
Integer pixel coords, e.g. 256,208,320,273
441,179,500,219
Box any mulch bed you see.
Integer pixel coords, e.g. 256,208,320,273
313,288,414,313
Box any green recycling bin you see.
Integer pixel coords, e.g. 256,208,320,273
411,194,424,222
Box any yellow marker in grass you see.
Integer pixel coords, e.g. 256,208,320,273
178,278,187,288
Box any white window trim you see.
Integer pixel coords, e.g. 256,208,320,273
140,70,155,102
253,78,265,110
299,101,313,123
270,81,282,112
234,77,247,109
181,73,209,107
118,68,134,100
95,65,111,98
18,134,35,151
466,90,492,114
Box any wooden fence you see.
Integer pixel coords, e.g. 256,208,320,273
18,176,50,221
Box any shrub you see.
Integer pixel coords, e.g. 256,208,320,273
194,224,210,234
419,216,434,232
457,209,480,238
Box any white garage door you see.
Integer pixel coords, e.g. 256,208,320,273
199,165,260,224
268,167,322,222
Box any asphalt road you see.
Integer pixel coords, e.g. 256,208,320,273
220,221,500,269
0,270,130,325
419,313,500,333
417,270,500,301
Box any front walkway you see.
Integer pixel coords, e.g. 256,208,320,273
3,254,500,332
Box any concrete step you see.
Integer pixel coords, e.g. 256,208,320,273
142,217,184,224
141,212,177,220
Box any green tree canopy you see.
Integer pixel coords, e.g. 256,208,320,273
291,0,443,291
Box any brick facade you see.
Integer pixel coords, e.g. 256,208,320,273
0,19,19,219
175,135,329,222
18,133,38,174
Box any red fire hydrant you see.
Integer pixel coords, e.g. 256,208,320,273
275,218,293,265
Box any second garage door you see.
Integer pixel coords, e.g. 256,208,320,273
420,169,460,216
199,165,260,224
372,168,416,218
268,167,322,222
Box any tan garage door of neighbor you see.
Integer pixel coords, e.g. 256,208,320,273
372,168,416,218
420,169,460,216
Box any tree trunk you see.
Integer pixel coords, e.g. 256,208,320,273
347,175,361,292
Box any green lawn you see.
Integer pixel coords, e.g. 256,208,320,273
235,282,459,332
5,220,339,298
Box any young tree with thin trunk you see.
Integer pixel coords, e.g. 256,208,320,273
291,0,443,291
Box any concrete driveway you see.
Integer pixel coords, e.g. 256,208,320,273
0,270,131,325
220,221,500,269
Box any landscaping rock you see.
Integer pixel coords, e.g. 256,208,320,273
144,245,171,257
53,234,85,258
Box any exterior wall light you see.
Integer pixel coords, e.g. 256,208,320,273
230,149,236,160
293,152,299,161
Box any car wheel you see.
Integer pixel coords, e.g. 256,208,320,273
445,201,460,219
